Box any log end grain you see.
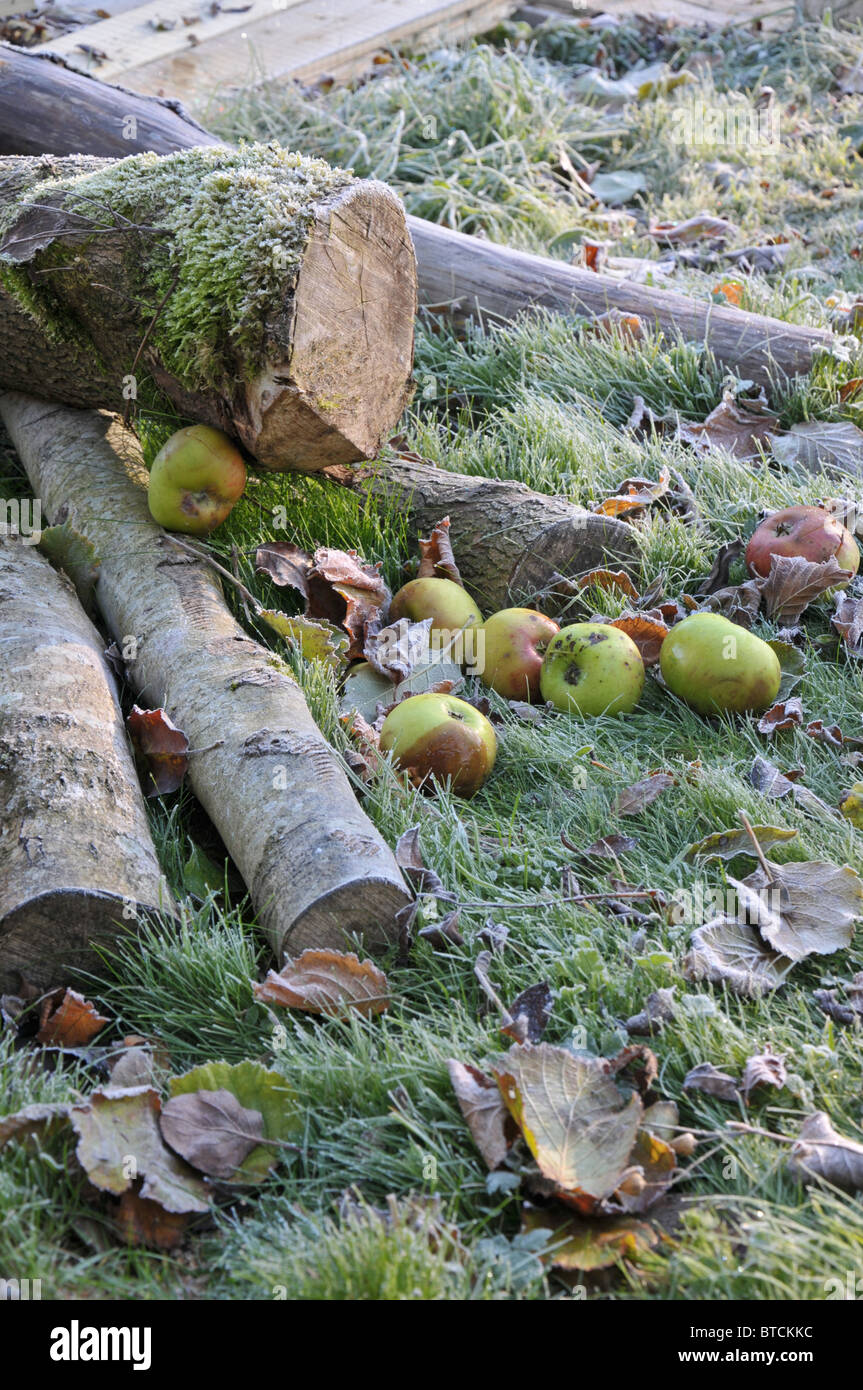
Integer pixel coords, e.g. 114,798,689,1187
0,890,169,994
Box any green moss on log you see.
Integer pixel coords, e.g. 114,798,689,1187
0,144,356,394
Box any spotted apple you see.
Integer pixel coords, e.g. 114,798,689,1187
539,623,645,716
148,424,247,535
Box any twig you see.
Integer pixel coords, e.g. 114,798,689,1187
457,888,662,912
161,534,261,611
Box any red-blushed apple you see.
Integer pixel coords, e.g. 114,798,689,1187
148,424,247,535
379,692,496,797
746,505,859,582
479,607,560,701
660,612,781,715
539,623,644,716
389,577,482,636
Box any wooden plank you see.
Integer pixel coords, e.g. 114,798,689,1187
37,0,310,79
39,0,512,99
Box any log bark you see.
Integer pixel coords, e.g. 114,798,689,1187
340,455,638,614
0,146,416,472
0,43,832,388
0,394,411,959
0,529,173,993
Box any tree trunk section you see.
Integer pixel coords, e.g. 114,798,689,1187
0,530,173,993
0,45,831,388
0,394,410,959
342,455,638,614
0,148,416,472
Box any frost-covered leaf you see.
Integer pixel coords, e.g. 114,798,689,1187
682,917,793,997
735,860,863,962
253,949,389,1018
447,1059,517,1170
364,616,433,683
70,1087,209,1213
683,1062,740,1104
36,988,109,1047
677,391,778,461
625,988,676,1036
160,1089,265,1180
685,824,797,862
168,1061,300,1184
757,697,804,735
614,772,674,815
832,591,863,656
788,1111,863,1192
771,421,863,480
741,1046,787,1100
254,541,312,596
0,1102,70,1149
259,611,350,670
758,553,852,624
492,1044,643,1209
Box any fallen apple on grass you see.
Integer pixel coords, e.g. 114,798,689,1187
660,612,781,715
746,505,859,581
389,577,483,638
147,424,247,535
379,692,497,797
479,607,560,701
539,623,645,716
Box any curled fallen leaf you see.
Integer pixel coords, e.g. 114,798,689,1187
741,1045,786,1101
609,611,668,665
615,772,674,816
446,1059,517,1170
758,553,852,625
127,706,189,796
788,1111,863,1193
682,916,793,998
37,988,109,1047
683,1062,740,1104
417,516,462,585
757,697,804,735
254,949,389,1018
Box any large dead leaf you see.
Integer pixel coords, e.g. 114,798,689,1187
615,772,675,816
307,548,389,658
447,1059,517,1170
757,554,852,624
160,1089,265,1181
749,756,833,817
253,949,389,1018
683,1062,740,1103
0,1102,70,1149
521,1203,657,1271
684,825,798,862
682,917,793,997
677,390,779,461
126,706,189,796
70,1087,209,1213
733,860,863,962
168,1060,300,1184
491,1044,643,1210
788,1111,863,1192
417,516,462,584
771,420,863,480
36,988,109,1047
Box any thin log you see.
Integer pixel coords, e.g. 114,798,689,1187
0,145,416,472
0,394,411,958
339,455,638,614
0,43,832,387
0,529,173,993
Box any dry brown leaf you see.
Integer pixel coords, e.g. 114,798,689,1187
127,706,189,796
758,553,852,624
683,1062,740,1103
650,213,738,243
37,988,109,1047
788,1111,863,1193
254,542,312,597
615,772,674,816
832,591,863,656
624,988,676,1037
115,1189,191,1250
609,612,669,665
757,697,804,735
582,832,640,858
741,1045,787,1100
160,1089,265,1180
812,973,863,1027
307,548,390,659
446,1059,517,1170
70,1087,209,1214
502,981,554,1045
364,616,433,683
254,949,389,1018
417,516,462,584
677,390,779,460
576,567,640,597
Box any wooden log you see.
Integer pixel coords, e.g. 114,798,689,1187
0,145,416,473
0,44,832,387
0,528,173,993
0,395,411,959
337,455,638,614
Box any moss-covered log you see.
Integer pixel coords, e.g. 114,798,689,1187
0,394,411,958
0,529,173,993
332,455,638,614
0,146,416,471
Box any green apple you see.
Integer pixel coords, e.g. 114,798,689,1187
480,607,560,701
379,692,497,797
660,612,781,715
148,424,247,535
389,577,482,636
539,623,645,716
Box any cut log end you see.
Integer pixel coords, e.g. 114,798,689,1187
280,878,411,959
508,514,640,609
222,180,416,472
0,890,165,994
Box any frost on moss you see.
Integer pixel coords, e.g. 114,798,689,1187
2,144,356,393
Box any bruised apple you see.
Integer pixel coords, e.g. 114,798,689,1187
660,612,780,715
480,607,560,701
389,577,482,635
148,425,247,535
379,692,496,797
746,505,859,582
539,623,644,716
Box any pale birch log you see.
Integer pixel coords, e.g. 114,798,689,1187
0,529,173,992
0,395,410,958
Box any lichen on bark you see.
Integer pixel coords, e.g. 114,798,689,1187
0,143,356,395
